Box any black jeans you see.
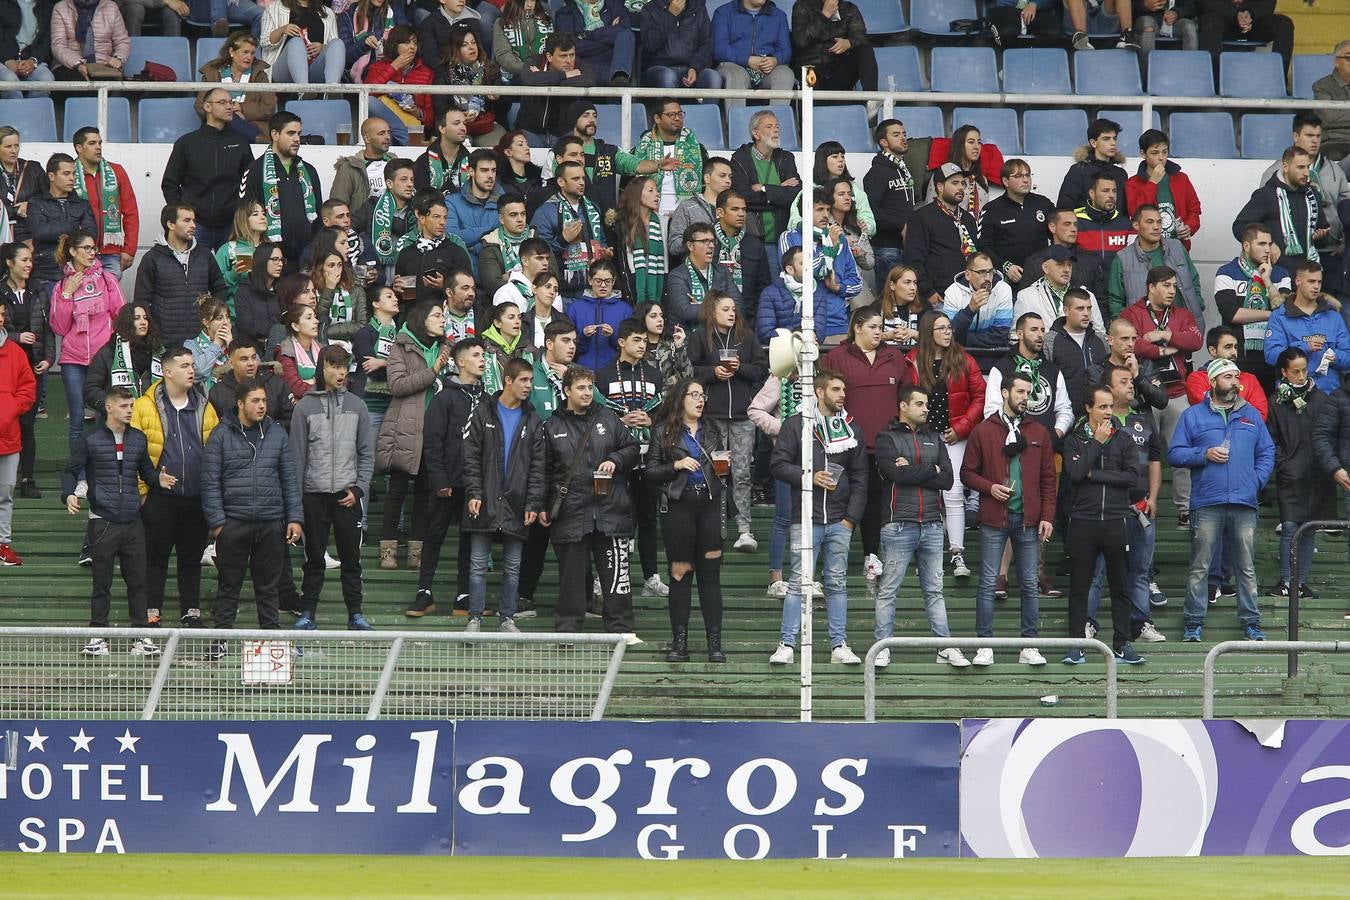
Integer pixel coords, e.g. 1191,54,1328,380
87,518,148,627
554,531,634,633
1198,12,1294,77
213,518,286,629
17,400,36,481
142,492,209,617
860,453,886,559
301,492,364,617
630,469,660,581
418,491,471,597
1067,516,1131,651
383,466,429,540
661,487,724,633
811,44,878,92
517,520,551,602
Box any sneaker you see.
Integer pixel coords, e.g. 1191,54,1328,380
994,576,1008,602
348,613,373,631
201,544,217,567
206,639,227,661
874,647,891,668
864,553,883,583
769,642,794,665
1177,512,1190,529
1267,582,1290,598
17,479,40,499
1115,28,1140,49
951,551,970,578
1038,576,1062,598
1208,585,1219,606
293,613,316,630
405,589,436,618
623,633,644,646
324,552,341,570
937,648,971,668
642,574,669,598
766,580,789,599
1063,649,1086,665
0,543,22,566
452,593,471,616
180,608,203,628
77,541,92,566
1019,648,1047,666
831,644,861,665
1299,584,1318,599
1115,643,1145,664
1148,582,1168,607
73,479,88,499
813,581,824,595
1137,622,1167,643
1182,625,1202,642
1085,621,1097,641
1216,583,1236,598
80,637,109,657
465,616,482,633
146,608,160,626
499,616,520,634
1071,30,1094,51
514,597,538,619
1244,624,1267,641
734,532,758,552
35,403,47,419
131,637,160,657
972,647,994,666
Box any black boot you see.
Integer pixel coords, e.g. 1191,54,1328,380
707,628,726,663
666,627,689,662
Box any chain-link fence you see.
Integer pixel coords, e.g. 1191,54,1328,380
0,628,627,721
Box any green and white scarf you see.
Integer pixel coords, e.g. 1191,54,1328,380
292,337,320,383
371,191,414,265
496,225,528,273
636,127,703,199
812,225,841,280
1278,182,1319,262
109,336,151,397
814,406,857,454
1238,257,1270,351
715,222,742,292
218,64,250,103
1012,353,1048,410
193,331,218,392
779,376,801,419
502,16,551,73
1276,377,1313,413
327,287,353,325
262,148,317,243
630,212,665,304
352,2,394,44
426,144,470,192
558,194,604,273
684,258,711,307
371,316,396,360
73,160,124,247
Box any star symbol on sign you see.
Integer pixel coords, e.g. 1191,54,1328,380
69,728,94,753
114,729,140,754
24,729,48,752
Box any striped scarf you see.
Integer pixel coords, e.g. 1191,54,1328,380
629,212,665,304
73,161,124,247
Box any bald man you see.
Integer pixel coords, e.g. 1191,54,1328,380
161,86,255,251
331,118,396,213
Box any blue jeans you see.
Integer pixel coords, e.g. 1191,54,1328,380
1185,505,1260,628
781,521,851,648
469,531,523,619
272,38,345,85
1088,511,1153,631
98,254,122,281
768,478,791,573
192,0,262,28
875,521,950,639
976,514,1040,638
643,66,724,90
60,362,87,477
367,101,411,146
873,245,902,296
0,62,54,100
194,223,230,254
581,28,636,82
1279,520,1315,587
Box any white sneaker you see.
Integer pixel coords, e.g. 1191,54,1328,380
642,574,669,597
766,580,789,598
73,479,88,499
324,552,340,570
937,648,972,667
200,544,217,566
864,553,883,582
831,644,862,665
813,581,825,595
734,532,758,552
769,642,794,665
874,647,891,668
80,637,109,656
623,633,644,646
1020,648,1048,666
131,637,160,656
972,647,994,666
1137,622,1167,643
1085,622,1097,640
951,550,971,578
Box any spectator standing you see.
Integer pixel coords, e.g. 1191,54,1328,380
363,26,436,145
876,263,924,354
162,89,255,253
1107,203,1204,323
209,338,293,428
665,222,739,329
711,0,792,108
1313,362,1350,603
275,304,328,400
481,299,526,394
1215,224,1291,394
568,260,631,371
0,127,47,246
356,158,418,286
241,112,324,264
1074,174,1133,310
313,250,368,346
479,196,539,298
1058,118,1128,212
1087,317,1170,413
414,106,473,198
1258,113,1350,272
1015,246,1104,339
560,102,671,218
1233,147,1328,275
613,177,665,306
49,0,129,81
639,0,720,90
789,0,875,99
982,312,1073,443
730,109,800,278
977,158,1054,288
259,0,345,86
0,301,35,566
232,242,286,348
757,245,848,345
350,283,398,416
1168,357,1274,643
553,0,634,85
186,297,231,392
1197,0,1293,82
927,126,1004,221
199,32,279,144
83,302,159,413
668,157,732,259
1312,42,1350,161
1043,288,1110,426
631,99,707,216
0,243,50,499
394,191,473,305
212,201,268,305
331,118,394,214
905,163,978,306
638,301,692,386
1264,261,1350,394
532,160,610,300
445,150,503,264
1184,325,1269,420
0,1,56,96
26,154,95,285
492,236,552,311
1021,208,1108,309
1125,129,1202,249
945,251,1016,374
864,119,917,295
134,204,227,347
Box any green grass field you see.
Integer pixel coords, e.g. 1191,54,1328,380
6,854,1350,898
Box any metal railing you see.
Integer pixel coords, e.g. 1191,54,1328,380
1202,640,1349,718
1287,520,1349,677
862,636,1119,722
0,626,626,721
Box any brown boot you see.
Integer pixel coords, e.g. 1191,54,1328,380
406,540,423,570
379,540,398,570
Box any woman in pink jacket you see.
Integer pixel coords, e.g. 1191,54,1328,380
48,230,123,467
49,0,132,81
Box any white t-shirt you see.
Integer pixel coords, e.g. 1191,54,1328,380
366,159,388,199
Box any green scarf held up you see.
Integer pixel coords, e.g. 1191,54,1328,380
496,225,528,273
262,148,316,243
372,191,414,265
636,127,703,199
715,222,742,293
630,211,666,304
1237,257,1270,352
558,193,605,274
1276,377,1313,413
73,160,124,247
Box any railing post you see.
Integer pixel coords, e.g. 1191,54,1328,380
620,93,632,152
366,636,405,720
1287,520,1350,678
140,631,181,720
97,85,108,138
591,640,627,720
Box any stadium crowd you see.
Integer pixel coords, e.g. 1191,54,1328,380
0,1,1349,667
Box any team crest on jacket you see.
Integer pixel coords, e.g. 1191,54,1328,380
1026,372,1052,417
595,423,607,435
1035,210,1045,222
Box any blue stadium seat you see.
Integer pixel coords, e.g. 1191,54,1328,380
1109,110,1161,157
1148,50,1214,96
815,105,872,152
1023,109,1088,156
705,0,733,16
852,0,907,37
874,45,926,92
1220,51,1287,98
0,98,57,142
893,105,944,140
1169,112,1236,159
592,103,624,148
63,96,132,142
138,97,202,142
727,105,798,151
125,35,192,81
195,37,226,79
284,99,353,146
681,104,726,152
931,47,999,93
1240,113,1292,160
1004,48,1071,95
952,107,1020,153
1074,49,1142,96
1293,54,1332,100
910,0,977,36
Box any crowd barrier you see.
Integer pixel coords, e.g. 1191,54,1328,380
1203,641,1350,718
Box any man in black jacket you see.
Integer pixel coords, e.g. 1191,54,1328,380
64,386,173,658
1057,118,1128,212
239,112,323,264
1232,147,1329,274
906,163,979,305
863,119,916,294
516,34,600,143
1020,208,1108,304
396,191,474,305
1086,317,1170,413
162,88,254,252
134,203,227,346
978,158,1055,286
462,357,546,632
730,108,800,278
209,340,295,427
1042,289,1110,416
543,364,640,635
26,153,94,284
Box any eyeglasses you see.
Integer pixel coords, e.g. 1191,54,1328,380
686,392,705,399
590,276,615,286
688,238,715,245
74,244,97,252
661,110,685,118
967,267,994,277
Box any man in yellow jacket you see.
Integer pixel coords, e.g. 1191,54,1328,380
131,346,219,628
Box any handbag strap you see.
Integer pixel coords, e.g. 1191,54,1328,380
555,415,595,498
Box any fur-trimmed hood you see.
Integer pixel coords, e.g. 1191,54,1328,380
1072,145,1126,165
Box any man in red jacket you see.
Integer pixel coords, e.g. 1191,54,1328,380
1125,129,1201,249
1185,325,1269,421
0,302,37,565
72,127,139,281
1120,264,1204,527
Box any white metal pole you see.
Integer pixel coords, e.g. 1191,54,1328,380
798,67,818,723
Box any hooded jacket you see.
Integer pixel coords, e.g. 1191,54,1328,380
209,366,294,428
875,419,952,525
943,272,1015,367
201,412,304,528
375,330,443,475
1185,368,1268,421
290,385,375,497
542,403,640,542
566,292,635,371
1073,202,1133,273
47,259,124,367
755,274,849,344
130,381,218,497
1232,173,1329,269
1166,394,1274,511
1063,420,1141,520
330,150,391,213
462,394,546,539
0,334,35,456
862,151,917,252
1020,244,1107,311
422,376,485,493
1125,160,1202,248
133,237,227,346
1057,145,1128,212
961,412,1057,528
770,410,867,525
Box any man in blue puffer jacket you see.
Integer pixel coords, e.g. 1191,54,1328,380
1167,358,1275,644
755,244,848,344
711,0,793,107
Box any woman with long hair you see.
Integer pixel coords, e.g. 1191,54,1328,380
908,309,986,577
567,259,633,372
186,296,233,393
928,124,1004,218
789,140,876,235
825,176,875,308
876,264,925,352
520,270,561,349
82,301,160,413
492,0,552,84
338,0,411,81
233,241,287,348
493,130,543,197
646,377,728,663
481,299,526,394
311,250,368,343
264,273,319,357
687,292,766,551
200,32,278,142
433,22,502,142
376,300,453,570
363,25,435,144
0,243,50,498
636,301,691,385
48,230,123,470
259,0,346,87
615,177,664,305
275,303,327,400
214,201,268,305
